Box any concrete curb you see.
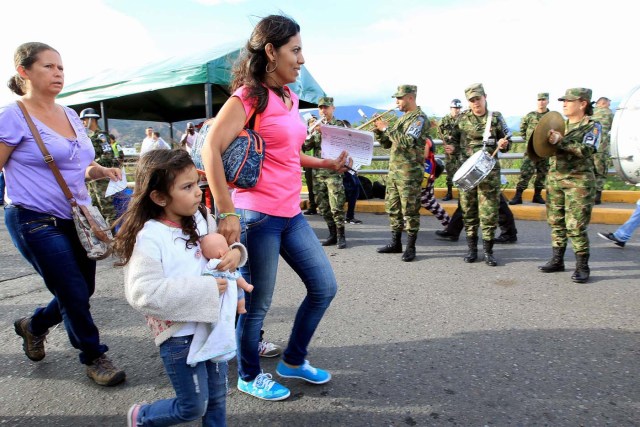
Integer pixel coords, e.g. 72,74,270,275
301,189,639,225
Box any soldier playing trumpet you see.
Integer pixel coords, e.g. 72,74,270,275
373,85,430,262
304,96,348,249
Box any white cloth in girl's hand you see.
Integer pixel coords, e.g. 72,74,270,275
187,259,238,365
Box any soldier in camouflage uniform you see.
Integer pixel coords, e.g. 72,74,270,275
304,97,348,249
449,83,511,266
438,98,463,201
538,88,600,283
591,96,613,205
373,85,430,262
509,93,551,205
80,108,118,224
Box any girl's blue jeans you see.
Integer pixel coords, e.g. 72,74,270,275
4,204,107,364
236,210,337,381
136,336,228,426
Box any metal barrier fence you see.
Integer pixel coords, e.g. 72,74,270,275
122,137,616,178
360,137,617,176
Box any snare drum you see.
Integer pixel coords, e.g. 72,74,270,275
453,150,496,191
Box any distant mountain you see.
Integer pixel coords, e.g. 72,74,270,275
504,116,522,133
301,105,402,127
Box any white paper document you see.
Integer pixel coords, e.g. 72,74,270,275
319,125,374,171
105,168,128,197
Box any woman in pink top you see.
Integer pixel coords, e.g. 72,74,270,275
201,14,350,401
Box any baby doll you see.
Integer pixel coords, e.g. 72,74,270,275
201,233,253,313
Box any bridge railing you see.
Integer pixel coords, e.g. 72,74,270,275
360,137,617,176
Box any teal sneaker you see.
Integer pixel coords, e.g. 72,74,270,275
237,372,290,401
276,360,331,384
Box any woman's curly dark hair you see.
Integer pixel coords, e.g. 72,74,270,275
231,14,300,113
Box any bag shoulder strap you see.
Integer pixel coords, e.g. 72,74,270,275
245,107,261,132
16,101,76,205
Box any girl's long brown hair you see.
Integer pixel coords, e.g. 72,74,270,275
112,149,202,265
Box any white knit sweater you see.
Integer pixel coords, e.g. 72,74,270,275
123,210,247,346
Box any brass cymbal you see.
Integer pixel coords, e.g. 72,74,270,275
527,111,565,160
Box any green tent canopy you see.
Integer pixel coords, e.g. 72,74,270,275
57,40,325,123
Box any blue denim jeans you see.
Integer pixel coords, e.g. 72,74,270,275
614,200,640,242
4,205,108,364
236,210,337,381
136,336,228,427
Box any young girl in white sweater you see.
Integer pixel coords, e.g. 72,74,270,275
113,149,246,427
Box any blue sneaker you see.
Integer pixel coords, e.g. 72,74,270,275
276,360,331,384
237,372,290,401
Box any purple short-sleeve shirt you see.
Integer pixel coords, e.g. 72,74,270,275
0,102,94,219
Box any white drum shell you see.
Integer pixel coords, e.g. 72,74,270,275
453,150,496,191
611,85,640,184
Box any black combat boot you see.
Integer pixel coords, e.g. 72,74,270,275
509,188,523,205
483,239,497,266
402,233,417,262
463,235,478,263
321,224,337,246
532,188,546,204
377,231,402,253
443,184,453,201
494,233,517,244
435,228,459,242
594,191,602,205
538,246,566,272
336,227,346,249
571,252,590,283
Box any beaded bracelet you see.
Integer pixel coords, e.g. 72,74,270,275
218,212,241,220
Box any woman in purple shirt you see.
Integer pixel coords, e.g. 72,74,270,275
0,42,125,386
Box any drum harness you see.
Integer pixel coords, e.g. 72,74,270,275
481,111,493,154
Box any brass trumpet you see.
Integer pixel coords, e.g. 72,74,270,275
356,107,398,130
308,116,327,133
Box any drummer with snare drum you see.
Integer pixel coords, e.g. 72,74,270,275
449,83,511,266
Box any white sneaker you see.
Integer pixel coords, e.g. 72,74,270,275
258,340,282,358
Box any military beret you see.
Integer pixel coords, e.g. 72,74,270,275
465,83,486,100
392,85,417,98
558,88,592,102
537,93,549,100
450,99,463,108
318,96,334,107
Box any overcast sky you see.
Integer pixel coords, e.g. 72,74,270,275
0,0,635,117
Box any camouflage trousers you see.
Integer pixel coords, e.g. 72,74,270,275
460,168,500,241
314,172,346,228
88,179,116,225
593,138,609,192
516,155,549,191
444,153,459,187
546,176,595,254
385,174,423,233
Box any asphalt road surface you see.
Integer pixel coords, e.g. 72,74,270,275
1,211,638,426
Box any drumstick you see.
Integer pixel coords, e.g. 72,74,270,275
490,146,500,158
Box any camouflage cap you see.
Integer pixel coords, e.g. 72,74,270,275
464,83,485,100
318,96,334,107
558,88,592,102
392,85,417,98
450,99,463,108
537,93,549,100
